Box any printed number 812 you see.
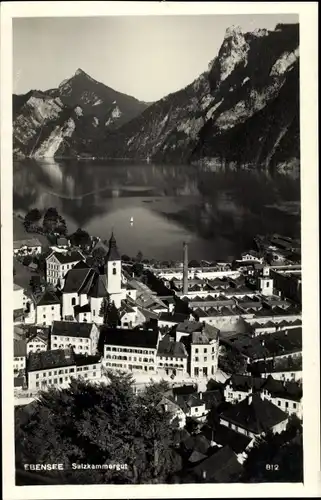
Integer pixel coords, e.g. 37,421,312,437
266,464,279,470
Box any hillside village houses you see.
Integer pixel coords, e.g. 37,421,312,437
13,238,42,256
13,231,302,438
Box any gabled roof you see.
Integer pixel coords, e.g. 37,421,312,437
28,348,75,372
88,273,109,298
182,433,210,455
225,374,266,392
74,354,101,367
190,445,243,482
47,251,84,264
101,326,158,349
202,423,252,454
263,376,302,402
36,290,61,306
51,321,94,339
157,336,188,358
106,233,121,261
220,393,288,434
63,268,95,294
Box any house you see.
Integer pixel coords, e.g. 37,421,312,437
175,320,205,342
46,250,85,287
61,234,137,322
13,238,42,256
14,339,27,375
74,303,92,323
202,423,253,461
261,375,303,419
119,300,139,329
181,323,220,379
240,250,264,263
101,326,159,374
220,392,289,438
160,389,221,424
188,445,243,483
26,327,49,355
158,312,190,330
34,290,61,326
51,321,99,355
157,395,187,428
224,375,266,403
26,348,101,391
156,334,188,376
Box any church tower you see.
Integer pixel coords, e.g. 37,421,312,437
104,232,122,295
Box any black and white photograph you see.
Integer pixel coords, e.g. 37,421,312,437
1,1,319,498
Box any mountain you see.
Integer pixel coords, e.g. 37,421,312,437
97,23,299,172
13,23,299,172
13,69,150,158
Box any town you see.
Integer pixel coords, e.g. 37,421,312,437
13,208,303,483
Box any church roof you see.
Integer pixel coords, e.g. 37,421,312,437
88,274,109,298
63,268,95,294
106,233,121,262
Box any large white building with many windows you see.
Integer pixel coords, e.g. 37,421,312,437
46,250,84,288
101,326,159,374
50,321,99,355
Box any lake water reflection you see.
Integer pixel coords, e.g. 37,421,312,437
13,159,301,261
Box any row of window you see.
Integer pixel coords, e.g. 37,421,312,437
158,363,184,369
34,372,97,388
28,344,46,349
158,356,184,362
105,347,154,355
105,362,154,371
48,263,73,271
35,367,75,378
52,336,89,343
194,366,215,376
52,343,89,351
194,347,216,354
105,355,153,363
194,355,216,363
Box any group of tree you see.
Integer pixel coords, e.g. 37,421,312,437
218,346,248,374
69,228,91,249
23,207,67,236
15,374,182,484
99,297,121,328
87,247,107,270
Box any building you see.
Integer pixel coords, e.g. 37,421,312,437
27,348,101,391
14,339,27,375
220,392,289,438
46,250,85,287
270,267,302,303
240,250,264,263
13,238,42,256
62,234,136,322
13,283,24,312
182,323,220,378
119,300,139,329
34,290,61,326
224,375,266,404
101,326,159,374
26,327,49,354
51,321,99,355
156,334,188,376
188,445,243,483
262,376,303,419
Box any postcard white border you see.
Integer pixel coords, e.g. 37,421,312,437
1,1,320,499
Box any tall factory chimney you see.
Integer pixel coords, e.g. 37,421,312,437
183,241,189,295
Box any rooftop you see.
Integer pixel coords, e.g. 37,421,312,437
202,423,252,455
157,336,188,358
52,321,94,339
36,290,61,307
74,354,101,367
101,326,159,349
47,250,84,264
220,393,288,434
190,445,243,482
28,348,75,372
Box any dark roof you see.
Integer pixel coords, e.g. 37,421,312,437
75,354,101,366
28,348,75,372
159,312,189,323
220,393,288,434
172,385,197,396
225,375,266,392
182,434,210,455
36,290,61,306
88,274,109,298
188,450,208,464
202,423,252,454
101,326,159,349
72,260,91,270
14,339,27,357
157,336,188,358
106,233,121,261
52,321,94,339
48,251,84,264
190,445,243,482
263,376,302,402
74,303,91,314
176,320,202,334
62,268,95,294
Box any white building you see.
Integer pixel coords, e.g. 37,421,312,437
27,348,102,391
26,328,49,355
62,234,138,322
13,238,42,256
46,250,85,288
34,290,61,326
14,339,27,374
102,326,159,374
156,334,188,376
181,323,220,379
50,321,100,355
13,283,24,311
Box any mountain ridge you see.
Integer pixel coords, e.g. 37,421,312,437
13,23,300,172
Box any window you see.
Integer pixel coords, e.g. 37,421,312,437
277,401,281,406
36,374,39,379
49,371,52,376
285,401,289,408
195,357,199,362
70,368,75,373
204,357,207,362
195,348,199,354
36,382,39,388
93,372,96,377
204,348,207,353
113,268,116,275
266,282,270,288
53,379,57,384
43,315,46,319
54,370,57,375
71,298,76,306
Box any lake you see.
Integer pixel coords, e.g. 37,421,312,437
13,159,301,261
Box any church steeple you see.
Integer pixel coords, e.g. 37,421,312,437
106,232,121,262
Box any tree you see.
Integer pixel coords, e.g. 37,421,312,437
70,228,91,249
15,374,180,484
132,263,144,277
56,216,67,236
218,347,247,374
121,254,131,262
107,301,121,328
138,380,171,406
136,250,143,262
23,209,42,231
22,255,33,267
43,208,59,234
91,247,107,268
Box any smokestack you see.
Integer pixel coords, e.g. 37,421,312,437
183,242,188,295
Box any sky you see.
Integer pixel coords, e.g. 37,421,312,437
13,14,298,102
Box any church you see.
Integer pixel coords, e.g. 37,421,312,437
61,233,137,324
